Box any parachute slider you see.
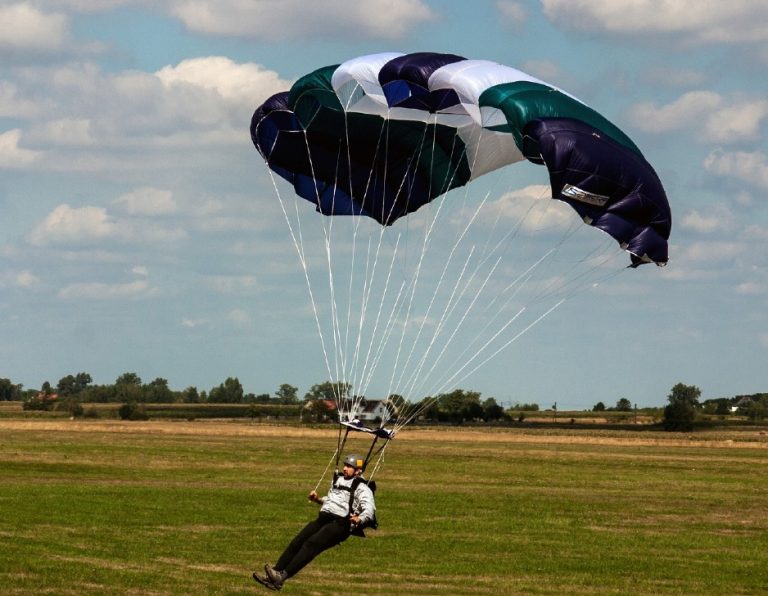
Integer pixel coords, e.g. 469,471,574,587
339,419,395,440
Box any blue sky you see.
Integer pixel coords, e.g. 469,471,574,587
1,1,767,410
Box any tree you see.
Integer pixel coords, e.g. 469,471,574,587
57,372,92,397
181,386,200,403
592,401,606,412
115,373,143,403
438,389,483,423
482,397,505,421
0,378,23,401
276,383,299,404
616,397,633,412
208,377,245,403
663,382,701,431
144,378,174,403
304,381,351,402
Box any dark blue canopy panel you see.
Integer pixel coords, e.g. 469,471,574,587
250,52,671,265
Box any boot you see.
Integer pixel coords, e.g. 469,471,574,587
265,564,287,590
252,570,279,591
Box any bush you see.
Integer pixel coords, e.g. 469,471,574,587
118,402,149,421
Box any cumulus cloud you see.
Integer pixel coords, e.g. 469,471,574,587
6,57,289,161
541,0,768,44
206,274,259,294
496,1,527,25
227,308,252,326
113,187,177,216
704,150,768,190
28,204,115,246
0,3,70,52
628,92,768,143
680,205,736,234
155,56,288,104
27,202,187,247
0,129,42,167
58,279,155,300
736,281,767,295
0,270,40,288
486,184,576,231
169,0,434,40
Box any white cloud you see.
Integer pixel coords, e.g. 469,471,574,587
27,202,187,247
520,59,562,81
0,81,48,118
541,0,768,44
704,150,768,190
113,187,177,216
169,0,434,40
736,281,766,295
181,317,208,328
0,3,70,52
58,279,155,300
486,184,576,231
155,56,287,105
641,66,708,89
5,58,288,164
206,274,259,294
132,265,149,276
629,92,768,143
0,129,42,167
28,204,115,246
228,308,252,326
628,91,722,133
0,270,40,288
680,205,735,234
678,240,745,264
496,1,527,25
744,225,768,241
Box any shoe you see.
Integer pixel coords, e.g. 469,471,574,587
265,564,287,590
252,571,279,591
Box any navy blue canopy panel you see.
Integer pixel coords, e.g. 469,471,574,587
250,52,671,265
522,118,670,266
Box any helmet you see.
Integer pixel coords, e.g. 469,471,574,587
343,454,364,470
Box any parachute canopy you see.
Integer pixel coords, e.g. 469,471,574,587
251,52,671,267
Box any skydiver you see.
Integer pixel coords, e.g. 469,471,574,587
252,454,376,591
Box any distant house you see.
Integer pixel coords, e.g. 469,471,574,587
339,399,395,423
731,395,753,413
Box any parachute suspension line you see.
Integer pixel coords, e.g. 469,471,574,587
381,123,444,400
353,232,403,401
314,444,340,493
295,127,347,409
394,191,489,398
393,133,494,398
384,132,470,402
344,112,399,420
389,130,474,393
435,297,566,396
266,168,335,387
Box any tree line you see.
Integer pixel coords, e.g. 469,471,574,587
1,374,765,428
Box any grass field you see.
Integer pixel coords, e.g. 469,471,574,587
1,420,767,594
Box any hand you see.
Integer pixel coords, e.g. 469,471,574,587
349,514,361,526
308,491,319,503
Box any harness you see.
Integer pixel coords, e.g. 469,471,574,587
332,473,378,537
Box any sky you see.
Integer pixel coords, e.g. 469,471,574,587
1,0,767,410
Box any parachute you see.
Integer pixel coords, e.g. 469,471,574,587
251,51,670,267
249,52,671,478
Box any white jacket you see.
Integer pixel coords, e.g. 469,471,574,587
319,475,376,525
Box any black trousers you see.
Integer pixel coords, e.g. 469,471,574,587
275,512,350,578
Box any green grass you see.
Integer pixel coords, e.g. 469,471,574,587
1,422,767,594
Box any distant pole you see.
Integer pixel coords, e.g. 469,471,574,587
553,401,557,423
